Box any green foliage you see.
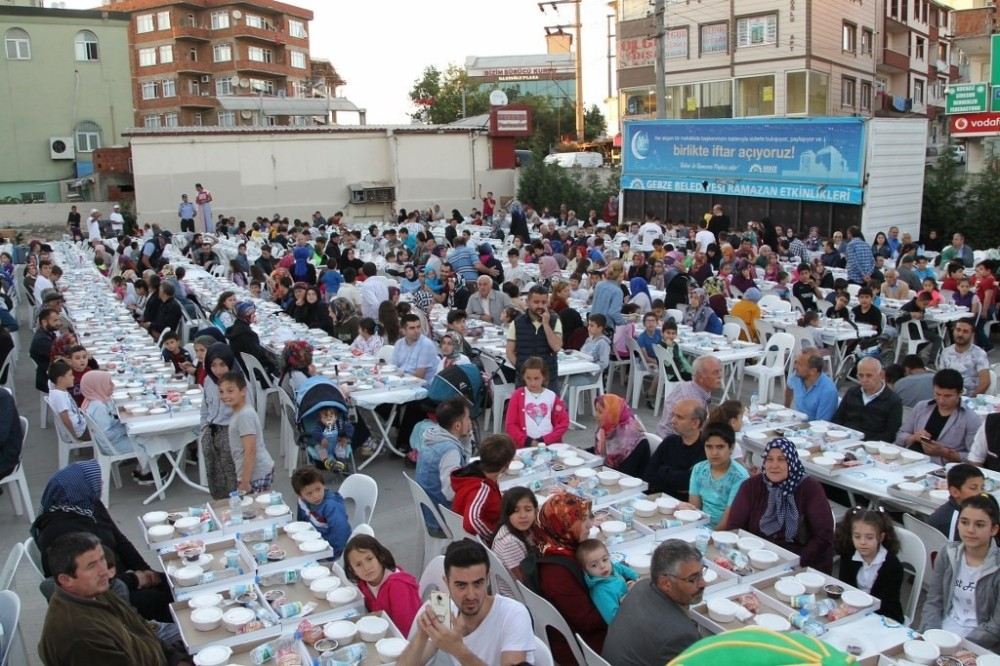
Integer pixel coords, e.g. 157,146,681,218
964,157,1000,250
922,149,966,230
408,64,490,125
517,160,620,215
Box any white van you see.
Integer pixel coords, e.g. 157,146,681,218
543,151,604,168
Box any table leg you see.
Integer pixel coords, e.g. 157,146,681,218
357,404,406,471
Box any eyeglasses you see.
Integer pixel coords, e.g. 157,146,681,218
664,566,707,585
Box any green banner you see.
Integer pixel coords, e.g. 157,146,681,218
946,83,988,114
993,35,1000,86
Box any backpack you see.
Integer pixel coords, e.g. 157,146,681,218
519,550,586,595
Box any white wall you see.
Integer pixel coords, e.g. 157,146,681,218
128,130,516,229
861,118,928,240
0,202,117,231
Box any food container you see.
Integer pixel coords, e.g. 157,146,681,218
773,577,806,601
823,583,844,599
922,629,961,655
290,530,322,543
172,565,203,587
879,444,901,460
327,586,358,606
628,554,651,575
632,500,657,517
903,639,941,664
323,620,358,643
174,516,204,537
376,637,408,663
597,470,621,486
283,521,312,535
898,481,926,494
357,615,389,642
148,524,175,542
863,441,882,454
188,593,223,609
507,460,525,474
748,549,780,570
754,613,791,632
712,531,739,547
794,571,826,594
737,536,765,553
842,590,875,609
221,606,255,633
674,509,702,523
299,539,329,554
190,607,223,632
142,511,169,527
656,497,679,515
600,520,627,535
574,467,596,479
619,477,643,489
812,456,838,468
706,598,740,623
562,456,585,467
310,576,342,600
827,429,850,441
192,645,232,666
300,565,330,584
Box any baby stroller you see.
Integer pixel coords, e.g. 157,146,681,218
295,376,355,475
423,363,489,453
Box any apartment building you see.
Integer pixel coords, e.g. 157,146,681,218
616,0,879,126
104,0,359,127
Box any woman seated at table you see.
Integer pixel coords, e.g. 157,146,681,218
399,264,421,294
683,288,723,335
279,340,314,396
304,286,334,333
730,261,757,295
80,371,154,485
593,394,649,478
920,494,1000,651
436,332,470,373
533,492,606,663
226,301,278,377
719,438,834,573
32,460,174,622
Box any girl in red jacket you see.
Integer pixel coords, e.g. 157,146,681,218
504,357,569,448
344,534,422,635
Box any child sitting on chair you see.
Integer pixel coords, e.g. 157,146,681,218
308,405,353,473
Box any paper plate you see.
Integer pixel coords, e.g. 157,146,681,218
300,539,329,553
755,613,791,631
841,589,874,608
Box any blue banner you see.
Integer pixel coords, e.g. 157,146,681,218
621,117,866,205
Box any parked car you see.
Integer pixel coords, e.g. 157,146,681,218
543,151,604,168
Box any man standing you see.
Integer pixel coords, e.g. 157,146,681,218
465,275,512,323
637,215,662,253
86,209,102,244
194,182,213,233
358,262,389,320
445,237,481,284
939,318,990,396
66,205,82,241
709,203,731,231
177,194,196,233
38,532,179,665
506,285,563,394
30,308,60,392
694,220,715,254
657,356,722,437
887,226,902,257
398,539,534,666
602,540,704,666
108,204,125,236
832,357,903,443
645,399,707,500
845,226,874,285
784,350,839,421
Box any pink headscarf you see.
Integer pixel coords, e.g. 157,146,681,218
79,371,115,408
538,256,560,280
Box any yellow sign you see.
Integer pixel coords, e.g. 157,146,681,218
686,97,697,111
762,86,774,102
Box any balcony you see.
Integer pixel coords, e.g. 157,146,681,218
172,24,211,42
953,7,998,40
177,95,217,109
880,48,911,73
174,62,212,75
232,24,286,44
884,15,908,34
876,92,915,115
233,58,289,77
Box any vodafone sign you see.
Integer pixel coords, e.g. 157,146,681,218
950,112,1000,137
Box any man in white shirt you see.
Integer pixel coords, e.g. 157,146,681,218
358,262,389,320
398,539,535,666
637,216,663,252
86,209,102,244
33,260,55,306
695,220,716,253
108,204,125,236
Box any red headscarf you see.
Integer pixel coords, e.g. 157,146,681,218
533,493,592,558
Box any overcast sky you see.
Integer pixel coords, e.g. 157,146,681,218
62,0,621,124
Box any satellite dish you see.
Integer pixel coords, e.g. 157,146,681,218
240,110,253,119
230,75,240,86
239,78,250,88
489,90,508,106
231,9,242,19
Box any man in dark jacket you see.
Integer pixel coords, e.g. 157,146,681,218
145,282,182,340
832,357,903,443
30,307,60,392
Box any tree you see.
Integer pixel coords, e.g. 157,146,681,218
408,64,489,124
584,104,607,140
517,158,620,216
964,157,1000,250
921,149,966,232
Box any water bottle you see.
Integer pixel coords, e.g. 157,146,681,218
750,393,760,414
789,607,828,636
229,490,243,526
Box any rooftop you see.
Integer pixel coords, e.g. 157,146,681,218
100,0,313,21
123,123,486,137
0,4,131,20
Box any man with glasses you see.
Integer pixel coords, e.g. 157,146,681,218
602,540,704,666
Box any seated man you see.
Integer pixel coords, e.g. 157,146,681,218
784,350,839,421
398,539,534,666
832,357,902,443
38,532,184,666
643,399,706,501
894,369,981,465
890,354,935,407
939,318,990,396
602,540,703,665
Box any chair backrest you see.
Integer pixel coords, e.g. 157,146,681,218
82,412,124,457
769,300,792,313
155,327,171,346
722,322,741,342
894,525,927,626
846,283,861,297
644,431,663,456
652,344,682,384
0,589,20,666
418,555,446,600
623,336,648,371
516,580,587,666
240,352,275,389
46,398,84,446
480,353,513,387
0,357,12,393
576,632,612,666
348,523,374,539
338,473,378,528
759,294,782,309
665,308,683,323
21,538,42,579
763,332,795,371
483,543,525,604
988,369,1000,397
0,544,23,591
376,344,394,363
439,506,470,540
533,635,555,666
403,472,453,540
902,514,946,586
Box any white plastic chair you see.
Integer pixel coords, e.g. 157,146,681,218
0,357,13,399
277,388,301,477
30,360,46,429
644,431,663,457
46,398,93,470
533,635,555,666
722,322,741,342
0,418,34,523
566,373,604,426
0,545,23,591
724,315,753,342
403,472,453,574
339,473,378,528
439,506,470,540
481,355,515,435
516,580,587,666
484,542,525,603
895,525,927,626
348,523,374,540
21,539,42,579
755,319,777,347
743,332,794,403
895,320,929,362
903,514,946,593
0,590,22,666
240,352,280,428
846,283,861,298
624,336,653,408
576,632,612,666
83,413,151,508
376,345,394,363
665,308,683,323
652,345,682,418
759,294,784,309
418,555,446,601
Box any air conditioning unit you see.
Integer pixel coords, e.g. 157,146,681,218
49,137,75,160
348,184,395,204
200,75,211,83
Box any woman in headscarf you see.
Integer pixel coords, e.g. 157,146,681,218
532,493,606,662
290,245,316,284
225,300,278,376
330,297,360,345
508,200,530,245
423,267,443,295
340,247,364,274
200,342,240,498
435,331,470,373
593,394,649,477
628,277,652,312
304,286,334,334
191,333,219,386
425,244,447,277
627,252,650,282
279,340,314,396
399,265,421,294
285,282,310,323
537,255,560,287
80,371,149,480
720,438,834,573
32,460,174,622
683,288,723,334
730,260,757,295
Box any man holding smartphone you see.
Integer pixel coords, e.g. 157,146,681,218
398,540,535,665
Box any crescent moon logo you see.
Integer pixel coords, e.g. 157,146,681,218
631,130,649,160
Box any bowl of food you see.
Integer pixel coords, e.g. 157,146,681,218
706,598,740,623
922,629,961,655
842,589,874,608
674,509,702,523
632,500,657,518
794,571,826,594
188,593,223,610
737,536,765,553
711,531,739,548
376,638,408,664
327,586,358,606
221,606,256,633
291,530,323,543
600,520,627,535
173,516,203,537
147,524,175,543
628,554,651,575
574,467,596,479
323,620,358,643
879,444,901,461
863,441,882,454
748,549,780,570
619,477,643,489
192,645,232,666
310,576,342,600
172,564,203,587
142,511,169,527
902,639,940,665
826,429,850,441
812,455,838,468
597,470,621,486
264,504,290,517
823,583,844,600
301,565,331,584
190,607,224,632
900,449,925,463
755,613,791,632
300,539,330,554
656,497,679,515
357,615,390,642
283,521,312,535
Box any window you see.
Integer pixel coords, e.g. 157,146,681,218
213,43,232,62
249,78,274,94
192,112,203,126
188,79,200,95
216,78,233,96
861,29,873,56
842,22,856,53
159,45,173,64
736,14,776,48
809,71,829,115
138,47,156,67
860,81,872,111
914,79,924,104
245,14,263,28
248,46,272,63
74,30,98,61
290,115,309,126
786,71,807,114
622,88,657,117
4,28,30,60
143,114,162,128
136,14,154,33
217,111,236,127
842,76,856,107
162,79,176,97
699,80,732,118
735,74,775,116
915,36,925,60
700,23,728,55
288,19,306,38
164,112,179,127
664,27,688,59
188,48,198,62
210,11,230,30
290,51,306,69
156,10,170,30
141,81,158,100
75,122,101,152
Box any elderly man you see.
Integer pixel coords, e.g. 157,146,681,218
506,284,563,394
832,357,903,443
644,399,706,500
784,350,839,421
895,369,982,465
939,318,990,396
881,268,910,300
602,540,704,666
38,532,183,665
465,275,512,323
657,355,722,437
358,262,389,320
940,232,974,268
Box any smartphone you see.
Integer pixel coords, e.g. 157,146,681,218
428,591,451,629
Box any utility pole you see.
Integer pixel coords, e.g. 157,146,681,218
539,0,585,143
654,0,666,118
606,11,615,98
